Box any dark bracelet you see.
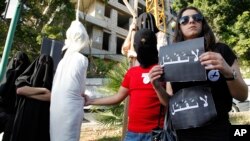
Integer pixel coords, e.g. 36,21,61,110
225,69,237,81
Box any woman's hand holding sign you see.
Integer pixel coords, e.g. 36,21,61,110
199,51,232,78
149,65,163,89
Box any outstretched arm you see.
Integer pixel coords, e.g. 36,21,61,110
16,86,51,101
85,86,129,106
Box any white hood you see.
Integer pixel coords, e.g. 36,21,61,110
63,20,89,57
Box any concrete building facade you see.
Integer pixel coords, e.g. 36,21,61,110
69,0,176,108
71,0,175,62
72,0,146,62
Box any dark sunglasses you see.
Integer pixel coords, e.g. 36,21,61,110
179,13,203,25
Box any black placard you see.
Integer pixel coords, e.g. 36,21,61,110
159,37,206,82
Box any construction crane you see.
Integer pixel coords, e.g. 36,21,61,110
122,0,174,57
145,0,167,33
146,0,175,37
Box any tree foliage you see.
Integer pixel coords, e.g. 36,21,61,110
0,0,119,78
172,0,250,77
87,57,117,78
93,60,129,126
0,0,75,60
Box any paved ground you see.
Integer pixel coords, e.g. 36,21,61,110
0,112,102,141
80,112,122,141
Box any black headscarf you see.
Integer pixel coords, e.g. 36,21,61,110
11,54,53,141
0,51,30,137
0,51,30,114
15,54,54,90
137,12,159,33
134,28,158,68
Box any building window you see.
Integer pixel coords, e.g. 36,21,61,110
102,32,110,51
104,5,111,18
118,0,125,5
117,12,130,30
116,37,124,54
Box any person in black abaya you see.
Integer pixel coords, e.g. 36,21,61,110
0,51,30,141
10,54,53,141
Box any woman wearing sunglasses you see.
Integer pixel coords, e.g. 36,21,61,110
149,6,248,141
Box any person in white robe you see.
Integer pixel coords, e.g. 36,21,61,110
50,20,89,141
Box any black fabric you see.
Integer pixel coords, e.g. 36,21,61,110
15,54,54,89
159,37,206,82
10,54,53,141
169,86,217,130
0,51,30,140
176,119,230,141
151,105,163,141
151,108,178,141
0,51,30,114
137,12,159,33
151,127,164,141
170,43,236,140
0,107,8,133
134,28,158,68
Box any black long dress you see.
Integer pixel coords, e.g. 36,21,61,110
11,54,53,141
0,51,30,141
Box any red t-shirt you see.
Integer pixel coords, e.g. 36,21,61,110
122,65,164,133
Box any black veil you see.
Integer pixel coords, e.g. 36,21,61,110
0,51,30,113
0,51,30,135
11,54,53,141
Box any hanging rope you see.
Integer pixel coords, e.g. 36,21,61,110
76,0,80,21
62,0,89,58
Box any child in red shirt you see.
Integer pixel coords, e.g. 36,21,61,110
85,29,167,141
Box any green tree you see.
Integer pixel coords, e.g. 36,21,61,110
172,0,250,77
0,2,10,55
232,11,250,77
93,60,129,126
87,57,117,78
0,0,75,60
